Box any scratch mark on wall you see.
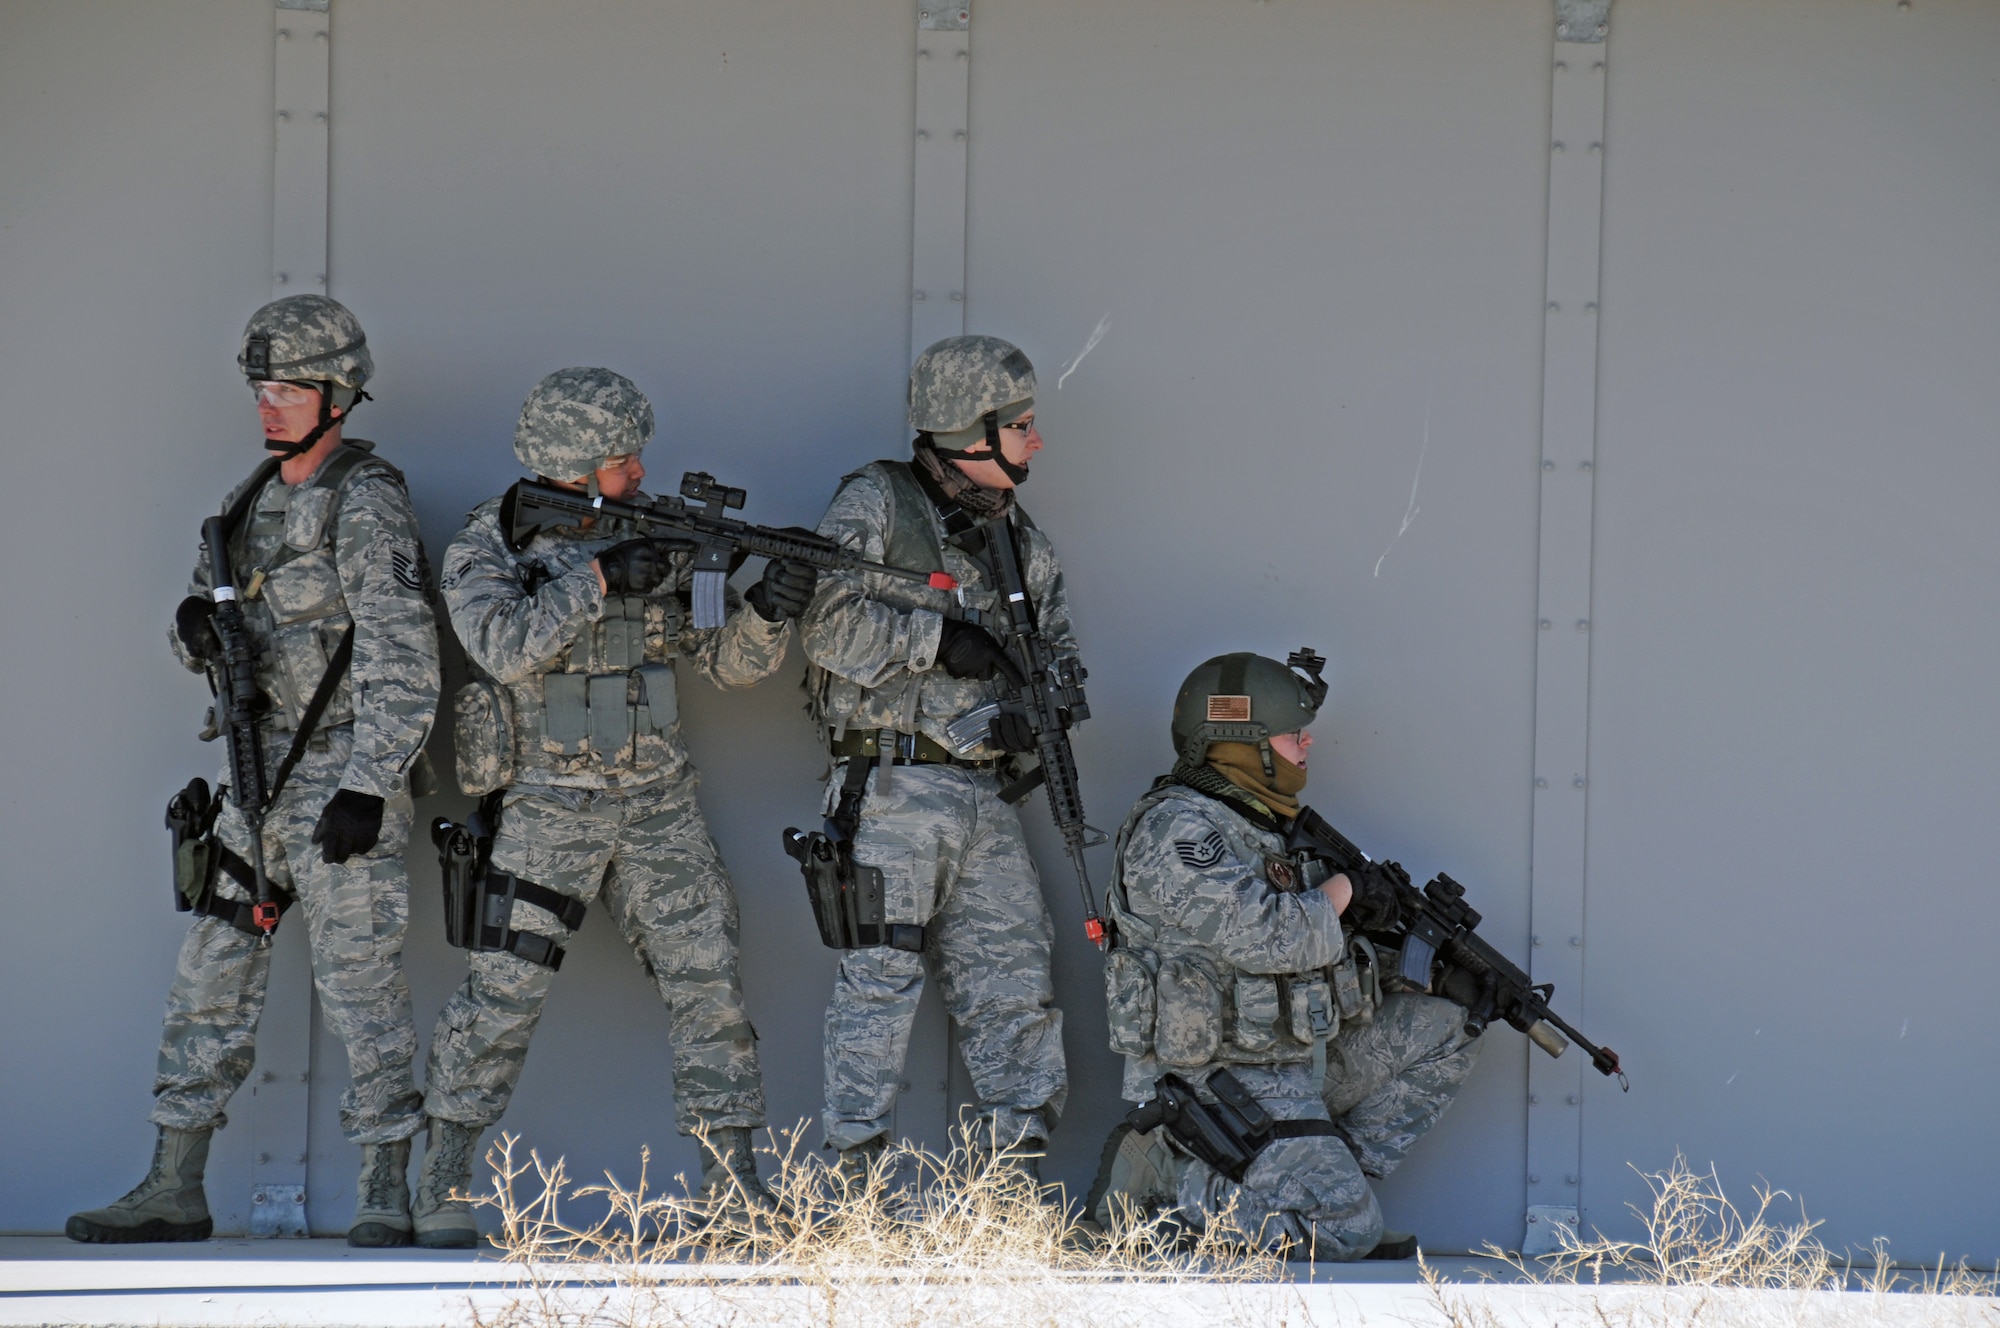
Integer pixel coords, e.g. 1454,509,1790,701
1374,383,1433,578
1056,314,1111,390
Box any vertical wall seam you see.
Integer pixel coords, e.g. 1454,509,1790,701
897,0,974,1148
909,1,972,362
1524,0,1610,1259
246,0,332,1239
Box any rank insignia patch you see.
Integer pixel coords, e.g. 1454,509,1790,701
1174,831,1227,870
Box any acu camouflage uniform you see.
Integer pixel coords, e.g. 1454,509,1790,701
1106,780,1479,1259
158,442,439,1144
424,496,788,1135
802,461,1074,1152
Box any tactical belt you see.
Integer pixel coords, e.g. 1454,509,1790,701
831,728,995,768
1267,1120,1342,1141
188,844,296,937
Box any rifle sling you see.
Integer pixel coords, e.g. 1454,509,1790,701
264,623,356,807
219,458,283,548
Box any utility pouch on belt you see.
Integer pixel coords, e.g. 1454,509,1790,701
1127,1068,1336,1183
431,793,586,970
780,755,924,953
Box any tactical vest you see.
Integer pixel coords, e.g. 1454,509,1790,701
225,442,411,739
453,521,691,792
1103,783,1379,1069
805,460,1014,740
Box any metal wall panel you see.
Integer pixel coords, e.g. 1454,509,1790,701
307,0,919,1224
959,0,1557,1254
2,0,1994,1258
1584,0,2000,1259
0,0,279,1235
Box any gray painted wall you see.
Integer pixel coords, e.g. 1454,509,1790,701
1,0,1993,1260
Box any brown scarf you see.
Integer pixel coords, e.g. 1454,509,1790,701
1205,741,1308,820
913,440,1014,520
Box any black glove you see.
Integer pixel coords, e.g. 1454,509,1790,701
1342,861,1404,932
312,789,385,865
988,710,1037,753
175,594,220,662
746,558,818,622
936,619,1023,686
597,539,672,596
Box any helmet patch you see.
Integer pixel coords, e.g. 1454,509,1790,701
1207,695,1251,722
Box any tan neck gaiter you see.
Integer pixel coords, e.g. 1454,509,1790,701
1206,741,1308,820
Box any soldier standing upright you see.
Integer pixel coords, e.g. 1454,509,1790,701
1085,650,1480,1259
802,336,1076,1178
68,295,441,1248
414,368,816,1247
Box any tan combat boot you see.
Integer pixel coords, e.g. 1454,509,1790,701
695,1126,778,1242
1083,1122,1181,1229
347,1138,413,1248
1364,1230,1420,1259
66,1126,214,1243
833,1134,887,1189
411,1119,483,1249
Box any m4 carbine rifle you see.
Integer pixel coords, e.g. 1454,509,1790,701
503,472,959,630
1287,807,1627,1089
939,517,1108,948
199,514,280,939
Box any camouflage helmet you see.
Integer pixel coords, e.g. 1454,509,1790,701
238,295,372,408
512,367,656,483
908,335,1036,434
1172,649,1330,772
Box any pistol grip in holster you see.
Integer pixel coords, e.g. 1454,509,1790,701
166,778,219,912
1125,1067,1304,1184
167,777,295,936
783,826,924,953
432,808,582,970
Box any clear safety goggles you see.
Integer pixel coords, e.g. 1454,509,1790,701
249,380,320,408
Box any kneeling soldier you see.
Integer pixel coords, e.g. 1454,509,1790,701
416,368,815,1246
1087,650,1480,1260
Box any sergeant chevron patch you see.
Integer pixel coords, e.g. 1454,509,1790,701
1174,831,1227,870
390,547,424,592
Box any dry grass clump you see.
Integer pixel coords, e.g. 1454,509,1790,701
462,1135,1994,1328
1419,1154,1998,1328
467,1121,1285,1328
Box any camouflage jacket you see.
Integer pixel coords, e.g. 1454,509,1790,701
1104,781,1356,1091
441,493,790,791
801,460,1078,758
172,442,441,800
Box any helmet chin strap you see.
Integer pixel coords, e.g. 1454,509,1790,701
928,409,1030,485
264,384,365,462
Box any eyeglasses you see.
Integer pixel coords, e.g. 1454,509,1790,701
250,381,318,408
1001,417,1037,434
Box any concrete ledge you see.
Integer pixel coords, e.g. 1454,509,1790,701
3,1237,1989,1327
